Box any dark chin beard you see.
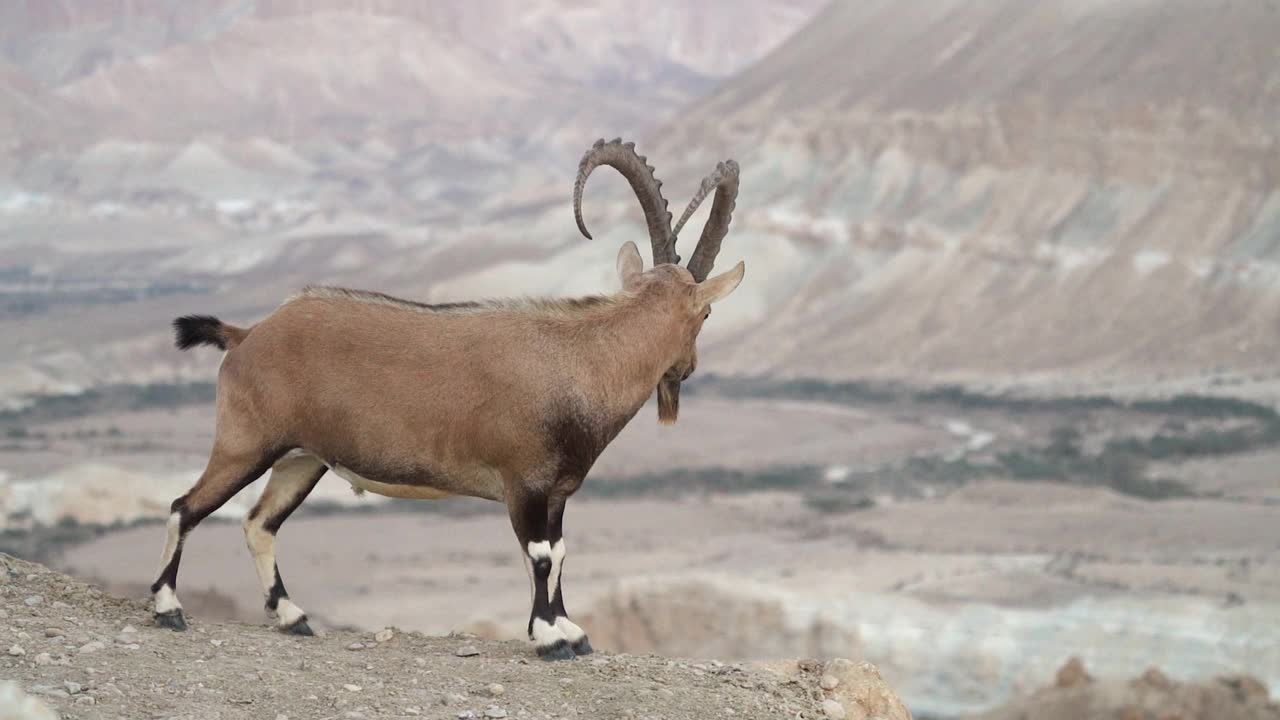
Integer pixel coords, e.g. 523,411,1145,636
657,379,680,425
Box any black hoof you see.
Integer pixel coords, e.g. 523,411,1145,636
536,639,575,661
571,636,594,656
281,617,314,636
155,609,187,632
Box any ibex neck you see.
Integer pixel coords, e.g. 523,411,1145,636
570,291,684,414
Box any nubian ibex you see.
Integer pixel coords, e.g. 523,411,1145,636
150,138,744,660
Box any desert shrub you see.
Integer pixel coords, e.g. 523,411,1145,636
803,492,876,514
1132,394,1279,421
997,451,1061,480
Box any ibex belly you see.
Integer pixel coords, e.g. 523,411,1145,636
331,464,457,500
281,449,505,502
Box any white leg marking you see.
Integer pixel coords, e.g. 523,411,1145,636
243,514,276,595
156,512,181,573
155,585,182,614
153,512,184,612
526,540,552,560
547,539,566,604
275,598,307,626
555,616,586,644
530,617,567,648
522,554,535,603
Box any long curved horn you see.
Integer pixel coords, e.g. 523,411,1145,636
573,138,676,265
676,160,740,283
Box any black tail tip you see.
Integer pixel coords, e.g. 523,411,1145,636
173,315,226,351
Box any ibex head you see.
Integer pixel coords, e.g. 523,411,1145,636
573,138,744,424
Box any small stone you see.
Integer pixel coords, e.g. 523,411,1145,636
405,708,422,716
441,693,467,705
374,628,394,643
819,674,840,691
52,601,71,609
7,644,24,656
44,628,64,638
34,652,54,666
559,678,573,687
76,695,97,706
209,639,225,647
23,595,43,606
64,681,83,695
487,683,505,698
120,625,137,634
115,632,138,644
276,715,289,720
484,706,508,719
414,657,427,667
347,642,366,651
455,645,480,657
78,641,106,654
822,699,846,719
457,712,476,720
343,684,362,692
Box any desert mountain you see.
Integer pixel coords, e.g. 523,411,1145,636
3,1,1279,401
0,0,822,403
634,0,1280,390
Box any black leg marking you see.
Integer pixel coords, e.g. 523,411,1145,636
149,544,184,595
266,564,287,611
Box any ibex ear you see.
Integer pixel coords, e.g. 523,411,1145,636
616,241,644,289
695,261,745,305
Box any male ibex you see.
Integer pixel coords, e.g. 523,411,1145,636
150,138,744,660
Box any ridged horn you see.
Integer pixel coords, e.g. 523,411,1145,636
573,138,676,266
675,160,740,282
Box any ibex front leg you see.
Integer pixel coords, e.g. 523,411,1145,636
508,489,575,660
547,494,592,655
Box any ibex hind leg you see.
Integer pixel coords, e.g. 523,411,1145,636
151,441,280,631
243,452,326,635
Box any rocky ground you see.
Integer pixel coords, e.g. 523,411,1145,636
0,553,910,720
